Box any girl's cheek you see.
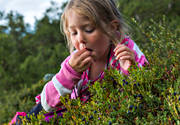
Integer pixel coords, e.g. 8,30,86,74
73,41,80,50
74,44,79,50
71,40,76,49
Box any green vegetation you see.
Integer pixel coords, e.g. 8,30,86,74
0,0,179,124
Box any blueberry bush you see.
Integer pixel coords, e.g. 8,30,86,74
1,0,179,124
19,17,180,125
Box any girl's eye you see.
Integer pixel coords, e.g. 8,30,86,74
70,32,77,36
85,27,95,33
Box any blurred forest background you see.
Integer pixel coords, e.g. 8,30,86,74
0,0,179,124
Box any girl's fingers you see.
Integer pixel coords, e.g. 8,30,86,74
80,62,91,72
114,44,127,51
114,45,129,56
115,51,129,59
120,60,132,70
75,48,87,56
71,50,91,67
79,56,93,72
81,56,93,67
69,48,94,73
116,55,132,60
78,50,92,62
114,45,135,61
70,49,87,65
115,51,134,61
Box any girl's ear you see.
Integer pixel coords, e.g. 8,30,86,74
109,20,121,42
110,20,119,31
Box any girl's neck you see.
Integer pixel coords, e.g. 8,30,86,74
89,45,111,80
89,61,106,80
94,45,111,63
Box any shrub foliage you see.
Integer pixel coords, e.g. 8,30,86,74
21,17,180,125
0,0,179,124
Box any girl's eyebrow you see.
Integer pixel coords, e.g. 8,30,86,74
69,23,93,29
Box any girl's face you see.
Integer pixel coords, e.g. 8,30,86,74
67,10,111,61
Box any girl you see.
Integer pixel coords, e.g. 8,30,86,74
41,0,147,113
11,0,147,124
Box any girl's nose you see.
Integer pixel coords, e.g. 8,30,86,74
77,31,86,44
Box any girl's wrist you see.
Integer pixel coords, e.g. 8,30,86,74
66,61,82,77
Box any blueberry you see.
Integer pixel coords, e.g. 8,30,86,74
89,115,93,120
129,105,133,110
113,106,117,110
82,117,85,121
109,121,112,125
138,94,143,99
134,95,137,99
113,80,117,85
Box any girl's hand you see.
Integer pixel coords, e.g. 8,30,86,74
114,44,135,70
69,48,93,73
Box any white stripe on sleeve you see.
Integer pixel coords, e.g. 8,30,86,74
41,84,52,112
52,76,72,97
133,43,144,59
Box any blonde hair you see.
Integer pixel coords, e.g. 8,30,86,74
60,0,128,53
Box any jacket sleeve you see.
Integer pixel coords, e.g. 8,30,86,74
121,36,148,67
41,55,81,112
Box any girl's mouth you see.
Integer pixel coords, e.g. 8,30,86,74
85,48,93,51
79,44,93,51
